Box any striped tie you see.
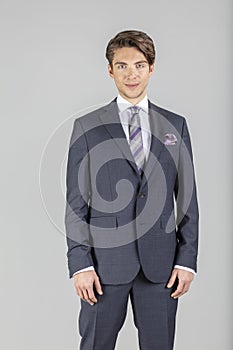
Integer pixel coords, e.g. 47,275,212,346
128,106,145,175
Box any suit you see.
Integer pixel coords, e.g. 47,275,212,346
65,97,199,349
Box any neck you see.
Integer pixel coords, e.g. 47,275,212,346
118,92,147,105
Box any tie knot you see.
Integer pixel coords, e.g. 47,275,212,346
129,106,141,115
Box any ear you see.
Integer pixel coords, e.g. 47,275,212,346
149,64,155,77
108,64,114,79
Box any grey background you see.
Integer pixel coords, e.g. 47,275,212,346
1,0,232,349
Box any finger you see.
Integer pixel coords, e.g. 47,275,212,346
180,282,191,296
82,288,91,302
82,289,94,305
74,285,80,296
86,299,94,306
75,286,82,297
87,288,98,303
167,270,178,288
94,276,103,295
173,285,189,299
76,287,86,301
171,280,185,299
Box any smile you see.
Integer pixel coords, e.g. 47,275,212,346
125,83,139,89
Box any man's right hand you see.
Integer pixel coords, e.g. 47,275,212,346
74,270,103,305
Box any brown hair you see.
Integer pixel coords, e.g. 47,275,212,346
106,30,156,69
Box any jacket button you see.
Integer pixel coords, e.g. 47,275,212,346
138,192,145,198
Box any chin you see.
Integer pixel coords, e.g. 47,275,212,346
124,89,141,96
127,92,143,99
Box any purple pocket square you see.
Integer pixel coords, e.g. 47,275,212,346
164,133,177,145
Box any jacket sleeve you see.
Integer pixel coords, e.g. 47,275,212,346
174,118,199,272
64,118,94,278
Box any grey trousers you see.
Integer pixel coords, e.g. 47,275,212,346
78,267,178,350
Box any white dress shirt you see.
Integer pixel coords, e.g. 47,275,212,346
117,93,151,163
72,94,196,277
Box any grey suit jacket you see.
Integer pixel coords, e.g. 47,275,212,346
65,98,199,284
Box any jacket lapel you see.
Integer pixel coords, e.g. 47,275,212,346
98,98,140,176
140,100,166,189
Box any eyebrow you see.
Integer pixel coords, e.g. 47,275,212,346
114,60,148,66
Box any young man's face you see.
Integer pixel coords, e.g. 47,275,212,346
108,47,154,104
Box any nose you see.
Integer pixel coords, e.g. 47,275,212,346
126,66,137,79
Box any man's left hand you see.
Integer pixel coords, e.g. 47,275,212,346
167,268,194,299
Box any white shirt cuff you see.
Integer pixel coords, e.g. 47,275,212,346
72,266,94,277
72,265,196,277
174,265,196,275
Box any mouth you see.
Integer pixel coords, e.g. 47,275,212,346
125,83,140,89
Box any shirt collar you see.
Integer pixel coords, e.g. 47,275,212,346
116,94,148,113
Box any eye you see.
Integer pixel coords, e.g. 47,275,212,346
117,64,127,69
136,63,145,69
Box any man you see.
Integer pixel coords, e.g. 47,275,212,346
65,30,199,350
